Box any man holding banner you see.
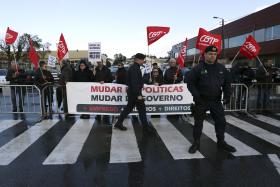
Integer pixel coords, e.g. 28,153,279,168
114,53,154,132
187,46,236,154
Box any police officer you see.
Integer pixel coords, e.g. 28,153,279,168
187,46,236,153
114,53,153,132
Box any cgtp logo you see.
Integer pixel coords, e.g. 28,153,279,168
244,42,257,53
58,41,66,54
149,31,164,39
5,33,13,40
200,35,219,45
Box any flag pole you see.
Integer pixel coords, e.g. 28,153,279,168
229,51,240,66
256,56,268,73
197,55,201,64
11,44,18,72
192,55,196,67
147,45,152,83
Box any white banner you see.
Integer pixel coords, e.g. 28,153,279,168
88,42,101,63
67,82,193,115
47,55,57,67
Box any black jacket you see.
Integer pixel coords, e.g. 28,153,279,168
35,69,54,89
187,61,231,102
164,67,183,84
59,64,73,86
115,67,127,84
127,63,144,96
232,65,255,86
256,66,274,83
94,66,113,83
74,68,94,82
6,69,26,85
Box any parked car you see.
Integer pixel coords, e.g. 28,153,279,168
0,69,8,84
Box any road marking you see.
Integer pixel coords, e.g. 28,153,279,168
150,118,204,159
0,120,59,165
187,117,260,156
110,119,141,163
226,115,280,148
0,120,22,133
256,115,280,128
268,154,280,175
43,119,94,165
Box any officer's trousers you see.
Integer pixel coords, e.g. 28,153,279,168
117,94,148,126
193,101,226,141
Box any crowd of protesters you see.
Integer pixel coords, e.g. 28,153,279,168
3,55,280,117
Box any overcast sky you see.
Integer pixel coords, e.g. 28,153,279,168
0,0,279,58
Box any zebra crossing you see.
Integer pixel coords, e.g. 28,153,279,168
0,114,279,166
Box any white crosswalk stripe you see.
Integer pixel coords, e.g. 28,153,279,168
150,118,204,159
109,119,141,163
0,119,59,165
256,115,280,128
0,120,22,134
268,154,280,175
0,115,280,165
187,117,260,156
226,115,280,148
43,119,95,165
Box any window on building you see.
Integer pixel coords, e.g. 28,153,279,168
229,33,249,48
265,26,273,41
224,38,229,49
273,25,280,40
254,28,265,42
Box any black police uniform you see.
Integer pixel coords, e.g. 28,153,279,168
186,46,236,153
115,61,149,130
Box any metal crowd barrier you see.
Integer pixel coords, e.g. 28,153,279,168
247,83,280,112
224,83,248,112
0,84,42,114
41,84,66,116
6,82,277,117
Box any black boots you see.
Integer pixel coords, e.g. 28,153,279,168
217,140,236,152
188,140,236,154
114,122,127,131
188,140,200,154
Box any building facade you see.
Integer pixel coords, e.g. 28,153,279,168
170,2,280,67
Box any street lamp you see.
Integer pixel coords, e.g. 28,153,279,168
213,16,225,58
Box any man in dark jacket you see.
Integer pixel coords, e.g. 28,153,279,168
58,60,73,118
232,61,255,108
114,53,153,132
35,61,54,114
74,60,94,119
256,59,274,109
94,60,113,83
187,46,236,154
164,58,183,84
115,62,127,84
94,60,113,122
5,63,27,112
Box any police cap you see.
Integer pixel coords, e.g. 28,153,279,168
134,53,146,60
204,45,218,53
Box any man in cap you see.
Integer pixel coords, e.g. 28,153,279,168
114,53,153,132
186,45,236,153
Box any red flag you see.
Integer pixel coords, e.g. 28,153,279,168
239,35,260,59
147,26,170,46
177,38,188,68
29,39,39,70
5,27,18,45
57,33,69,61
195,28,222,54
